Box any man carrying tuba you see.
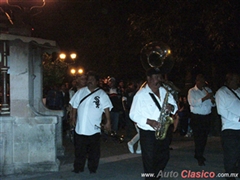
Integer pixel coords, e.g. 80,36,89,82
129,67,178,179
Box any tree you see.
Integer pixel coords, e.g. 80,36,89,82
127,0,240,90
42,52,68,88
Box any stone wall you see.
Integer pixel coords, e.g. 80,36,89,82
0,33,63,176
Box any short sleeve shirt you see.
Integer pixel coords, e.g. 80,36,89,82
69,87,113,135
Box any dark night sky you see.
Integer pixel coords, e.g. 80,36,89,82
32,1,129,49
30,1,140,78
1,0,240,83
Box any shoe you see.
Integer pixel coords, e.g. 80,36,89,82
90,171,96,174
198,159,205,166
72,169,82,173
136,149,141,154
202,156,206,161
194,155,206,161
127,142,134,153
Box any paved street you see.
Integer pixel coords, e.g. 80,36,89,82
2,129,228,180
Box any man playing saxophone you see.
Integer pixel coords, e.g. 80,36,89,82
129,67,178,179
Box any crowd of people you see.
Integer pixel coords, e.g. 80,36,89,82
43,69,240,180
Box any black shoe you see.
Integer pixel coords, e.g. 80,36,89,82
72,169,83,173
90,171,96,174
72,169,80,173
194,155,206,161
198,160,205,166
202,156,206,161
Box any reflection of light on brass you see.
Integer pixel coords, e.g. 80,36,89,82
70,53,77,59
59,53,66,60
78,69,83,74
70,69,76,75
167,49,171,54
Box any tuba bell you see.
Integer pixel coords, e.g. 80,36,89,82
140,41,174,74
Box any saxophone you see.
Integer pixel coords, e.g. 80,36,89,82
155,85,174,140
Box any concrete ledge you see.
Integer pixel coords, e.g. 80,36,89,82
2,159,60,175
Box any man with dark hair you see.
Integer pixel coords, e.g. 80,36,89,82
69,71,112,174
187,74,215,166
130,67,178,179
215,73,240,180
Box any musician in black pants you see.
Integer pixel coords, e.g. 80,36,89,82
215,73,240,180
130,68,178,179
187,74,215,166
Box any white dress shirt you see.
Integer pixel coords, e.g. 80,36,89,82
187,85,215,115
215,86,240,130
129,84,178,131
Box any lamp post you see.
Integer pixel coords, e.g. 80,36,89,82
70,67,84,77
58,52,84,84
59,53,77,64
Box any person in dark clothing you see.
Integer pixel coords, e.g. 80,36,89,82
178,96,190,136
46,84,63,110
107,77,123,134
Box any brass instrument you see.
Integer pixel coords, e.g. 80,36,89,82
155,84,174,140
140,42,179,140
140,41,174,74
95,124,124,143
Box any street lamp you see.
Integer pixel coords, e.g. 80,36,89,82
59,53,77,64
70,67,84,76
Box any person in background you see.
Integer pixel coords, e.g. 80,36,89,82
69,71,112,174
130,67,178,179
187,74,215,166
76,74,87,90
107,77,123,134
69,79,78,100
124,81,141,154
178,95,191,136
215,72,240,180
60,83,70,133
46,84,63,110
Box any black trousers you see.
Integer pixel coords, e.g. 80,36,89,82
139,128,170,179
179,117,189,136
221,129,240,179
190,113,211,160
74,133,101,172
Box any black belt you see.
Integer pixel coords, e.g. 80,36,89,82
191,113,210,116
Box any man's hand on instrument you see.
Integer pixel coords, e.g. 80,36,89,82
166,104,174,113
147,119,161,130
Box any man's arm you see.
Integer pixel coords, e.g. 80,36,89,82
103,108,111,132
69,107,77,127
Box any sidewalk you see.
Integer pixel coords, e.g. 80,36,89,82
1,134,226,180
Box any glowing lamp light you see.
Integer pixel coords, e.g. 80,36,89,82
70,68,76,75
59,53,66,60
70,53,77,60
78,68,83,74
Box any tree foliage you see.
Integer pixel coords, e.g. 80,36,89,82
42,53,68,88
32,0,240,89
127,0,240,89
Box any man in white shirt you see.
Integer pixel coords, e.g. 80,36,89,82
187,74,215,166
215,73,240,179
69,71,112,174
130,67,178,179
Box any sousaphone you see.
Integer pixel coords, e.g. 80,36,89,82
140,41,174,74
